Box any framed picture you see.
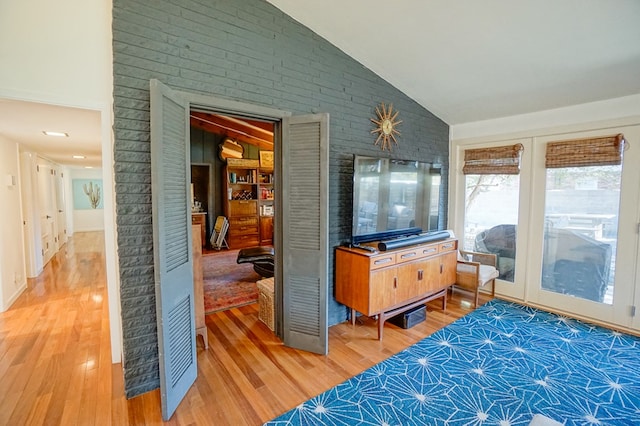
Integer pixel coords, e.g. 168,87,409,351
72,179,104,210
259,150,274,169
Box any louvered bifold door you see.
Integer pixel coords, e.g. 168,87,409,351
149,79,197,420
281,114,329,355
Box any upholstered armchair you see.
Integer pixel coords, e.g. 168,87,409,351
454,250,499,308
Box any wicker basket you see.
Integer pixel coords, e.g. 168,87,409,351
256,277,274,331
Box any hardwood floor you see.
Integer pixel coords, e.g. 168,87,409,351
0,232,490,425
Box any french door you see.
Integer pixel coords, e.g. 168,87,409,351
526,127,640,329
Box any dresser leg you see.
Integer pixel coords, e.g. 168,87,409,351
350,308,356,325
377,313,385,340
196,326,208,350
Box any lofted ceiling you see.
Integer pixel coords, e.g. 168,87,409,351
3,2,639,168
266,0,640,124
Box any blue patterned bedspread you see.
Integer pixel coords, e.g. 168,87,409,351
265,300,640,425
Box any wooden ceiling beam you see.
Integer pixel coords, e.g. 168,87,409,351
190,112,274,151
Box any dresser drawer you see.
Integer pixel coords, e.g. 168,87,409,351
229,200,257,216
229,234,260,248
395,247,423,264
228,224,259,236
439,240,458,253
229,216,258,227
419,244,439,258
369,253,396,270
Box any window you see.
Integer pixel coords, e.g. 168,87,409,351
462,144,523,282
541,134,625,304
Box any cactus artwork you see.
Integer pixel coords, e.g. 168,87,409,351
83,182,101,209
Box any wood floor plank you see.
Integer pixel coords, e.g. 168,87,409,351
0,232,490,425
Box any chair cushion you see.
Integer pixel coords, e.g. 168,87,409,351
456,263,499,286
237,246,275,264
478,264,499,286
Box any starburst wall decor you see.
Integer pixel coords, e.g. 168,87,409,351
370,102,402,151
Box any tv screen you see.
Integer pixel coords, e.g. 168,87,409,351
352,155,441,244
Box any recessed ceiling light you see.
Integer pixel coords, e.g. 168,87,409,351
43,131,69,137
73,155,86,159
84,166,93,169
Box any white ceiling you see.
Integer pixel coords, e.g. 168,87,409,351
0,99,102,168
266,0,640,124
3,2,639,167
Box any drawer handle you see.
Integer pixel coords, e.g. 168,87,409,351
374,257,393,265
401,252,416,259
441,243,454,249
423,248,437,254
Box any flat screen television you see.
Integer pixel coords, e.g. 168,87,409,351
351,155,442,244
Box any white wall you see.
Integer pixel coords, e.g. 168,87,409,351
451,94,640,142
0,0,121,362
68,168,105,233
0,136,27,311
0,0,109,108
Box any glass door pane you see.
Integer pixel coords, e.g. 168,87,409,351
464,174,519,282
542,165,621,305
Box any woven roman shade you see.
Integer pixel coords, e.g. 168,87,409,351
463,143,524,175
545,134,625,168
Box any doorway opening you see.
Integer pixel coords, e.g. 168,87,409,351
189,109,278,322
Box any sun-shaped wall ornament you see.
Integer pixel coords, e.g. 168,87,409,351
371,102,402,151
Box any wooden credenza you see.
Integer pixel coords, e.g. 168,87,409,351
336,238,458,340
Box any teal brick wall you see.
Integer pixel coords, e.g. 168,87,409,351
112,0,449,397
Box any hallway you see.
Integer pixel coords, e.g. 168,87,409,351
0,232,119,424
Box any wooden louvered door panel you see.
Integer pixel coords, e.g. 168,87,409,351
281,114,329,355
150,79,196,420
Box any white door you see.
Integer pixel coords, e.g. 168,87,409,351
281,114,329,355
527,128,640,329
55,169,67,247
37,161,56,265
150,79,196,420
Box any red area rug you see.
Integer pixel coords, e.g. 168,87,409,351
202,249,260,314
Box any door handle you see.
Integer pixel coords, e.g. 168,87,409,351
418,269,423,280
393,277,397,289
46,215,52,219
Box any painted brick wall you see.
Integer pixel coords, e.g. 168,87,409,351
112,0,449,397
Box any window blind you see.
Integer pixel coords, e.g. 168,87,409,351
545,134,625,168
463,143,524,175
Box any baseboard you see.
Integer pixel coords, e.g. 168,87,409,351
1,282,26,312
73,228,105,233
495,294,640,338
